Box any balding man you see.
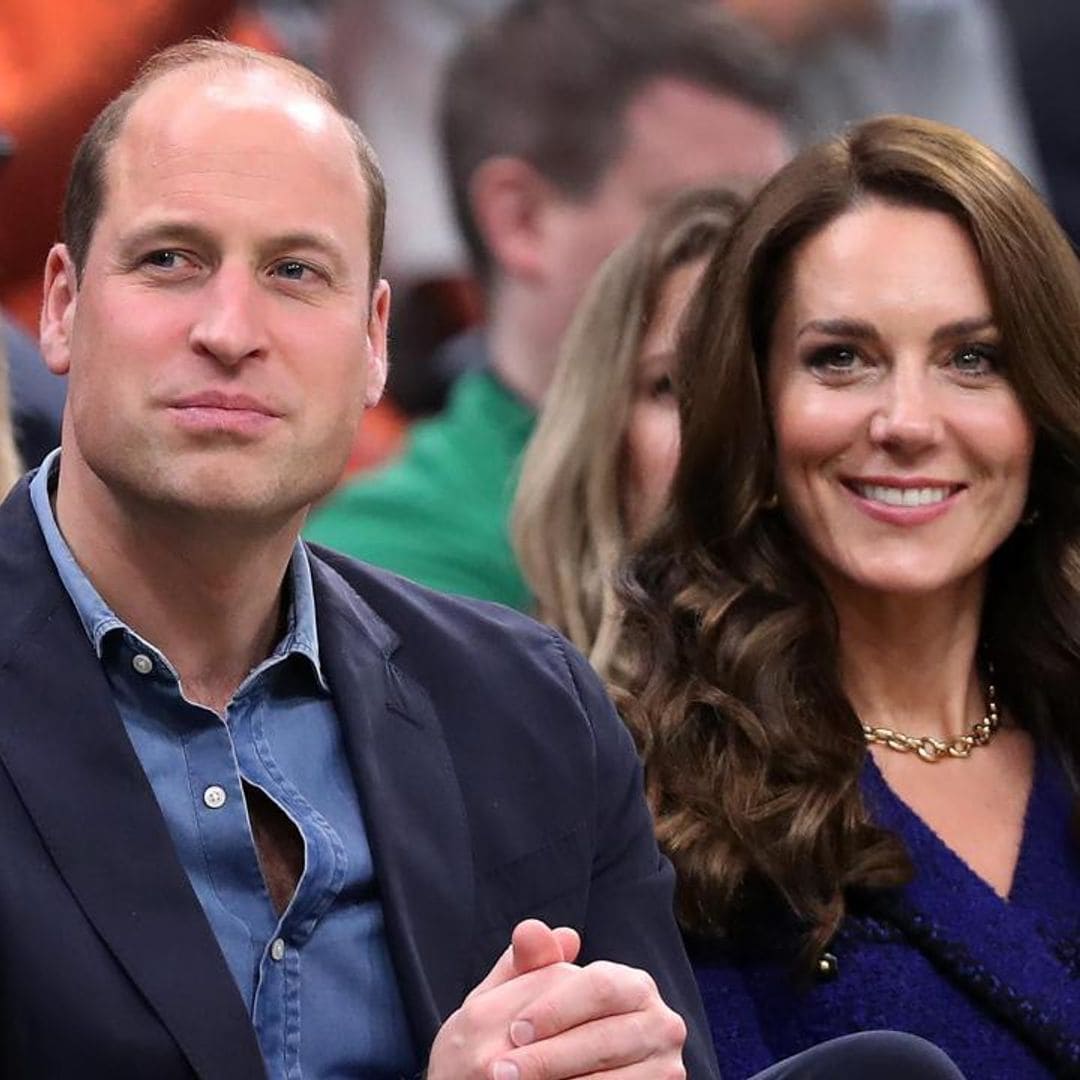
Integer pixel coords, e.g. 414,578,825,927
0,39,702,1080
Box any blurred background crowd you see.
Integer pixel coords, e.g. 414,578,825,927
0,0,1073,492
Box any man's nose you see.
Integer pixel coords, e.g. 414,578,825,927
867,365,944,453
188,266,269,366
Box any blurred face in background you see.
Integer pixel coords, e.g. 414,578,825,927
622,256,708,538
540,78,787,353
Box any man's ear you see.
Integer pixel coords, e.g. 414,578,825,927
363,277,391,408
468,156,554,283
39,244,79,376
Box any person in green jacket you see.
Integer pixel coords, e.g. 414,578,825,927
306,0,790,607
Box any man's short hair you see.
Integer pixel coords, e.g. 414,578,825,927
440,0,789,274
63,39,387,286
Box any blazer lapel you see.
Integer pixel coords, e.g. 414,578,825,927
310,553,475,1057
0,481,264,1080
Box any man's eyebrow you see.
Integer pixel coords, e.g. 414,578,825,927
116,221,217,258
257,231,349,273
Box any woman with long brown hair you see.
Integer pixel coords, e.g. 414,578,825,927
617,115,1080,1077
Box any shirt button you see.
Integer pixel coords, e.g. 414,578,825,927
270,938,286,962
202,785,227,809
132,653,153,675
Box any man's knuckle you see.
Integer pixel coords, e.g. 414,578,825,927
626,1010,650,1045
661,1008,687,1048
452,1002,483,1043
647,1053,687,1080
591,1019,623,1070
512,1046,548,1080
586,961,624,1008
636,968,659,1002
534,993,565,1035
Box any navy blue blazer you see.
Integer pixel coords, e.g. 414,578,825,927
0,477,719,1079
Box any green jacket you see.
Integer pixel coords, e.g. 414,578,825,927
306,368,535,610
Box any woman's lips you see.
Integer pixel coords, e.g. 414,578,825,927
842,478,966,525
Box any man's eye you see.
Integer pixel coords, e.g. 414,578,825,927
142,250,186,270
273,261,316,282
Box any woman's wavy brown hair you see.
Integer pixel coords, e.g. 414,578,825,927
615,115,1080,962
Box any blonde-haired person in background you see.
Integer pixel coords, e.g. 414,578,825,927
513,187,741,676
0,335,23,496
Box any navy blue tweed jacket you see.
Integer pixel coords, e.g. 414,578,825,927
693,749,1080,1078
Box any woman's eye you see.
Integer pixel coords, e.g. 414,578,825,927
951,343,999,376
649,374,674,400
806,345,861,373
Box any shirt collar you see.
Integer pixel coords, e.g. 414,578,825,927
29,449,327,689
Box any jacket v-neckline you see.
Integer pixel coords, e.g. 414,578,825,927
863,746,1041,907
860,749,1080,1062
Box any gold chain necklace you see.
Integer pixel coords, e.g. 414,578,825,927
862,676,1000,763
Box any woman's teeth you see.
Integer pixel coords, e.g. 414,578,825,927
854,484,952,507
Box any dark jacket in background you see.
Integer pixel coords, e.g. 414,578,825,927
2,315,64,468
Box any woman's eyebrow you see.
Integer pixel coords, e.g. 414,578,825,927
796,317,878,341
795,315,997,344
929,315,997,343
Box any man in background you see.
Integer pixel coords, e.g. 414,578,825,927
306,0,790,608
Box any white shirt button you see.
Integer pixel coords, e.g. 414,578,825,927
270,938,286,962
132,653,153,675
203,785,227,809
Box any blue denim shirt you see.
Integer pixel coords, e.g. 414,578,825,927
31,452,416,1079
